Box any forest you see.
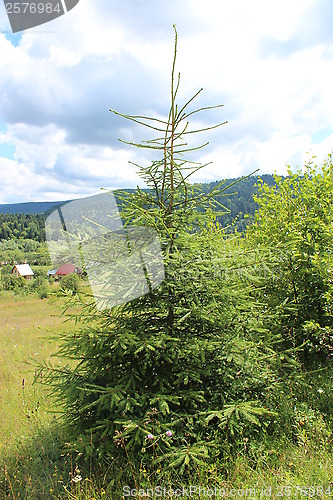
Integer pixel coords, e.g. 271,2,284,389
0,174,273,242
0,174,276,266
0,213,45,241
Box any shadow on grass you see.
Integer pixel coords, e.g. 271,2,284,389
0,422,122,499
2,417,333,500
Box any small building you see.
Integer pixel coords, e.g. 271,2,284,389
55,264,82,277
12,264,34,280
47,269,57,277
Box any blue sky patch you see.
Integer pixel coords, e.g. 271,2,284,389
5,31,22,46
311,127,333,144
0,123,15,160
0,141,15,160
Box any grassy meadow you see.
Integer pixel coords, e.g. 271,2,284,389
0,289,333,499
0,290,88,498
0,292,60,452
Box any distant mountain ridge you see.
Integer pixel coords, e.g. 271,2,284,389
0,175,277,225
0,200,64,215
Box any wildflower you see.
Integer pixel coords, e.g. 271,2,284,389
317,388,324,394
165,430,173,437
72,475,82,483
147,433,154,440
101,488,106,495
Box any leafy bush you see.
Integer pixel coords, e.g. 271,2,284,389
246,156,333,363
38,283,48,299
58,273,80,296
2,273,26,292
0,239,50,265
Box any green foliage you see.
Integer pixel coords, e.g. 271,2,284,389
1,293,333,499
30,273,49,299
38,284,48,299
38,27,301,478
58,273,81,296
0,264,51,298
1,273,26,292
201,174,277,232
0,238,50,265
0,213,45,241
246,156,333,362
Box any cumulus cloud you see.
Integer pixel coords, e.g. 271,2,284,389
0,0,333,203
258,0,333,58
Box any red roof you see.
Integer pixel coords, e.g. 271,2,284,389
56,264,82,276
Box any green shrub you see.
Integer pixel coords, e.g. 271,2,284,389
2,274,26,292
58,273,80,296
30,274,46,290
246,156,333,363
0,264,14,277
38,283,48,299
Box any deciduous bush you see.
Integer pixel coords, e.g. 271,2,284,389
58,273,80,296
2,273,26,292
246,156,333,363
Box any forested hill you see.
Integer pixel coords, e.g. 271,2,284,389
202,173,276,231
0,213,46,241
0,200,64,215
0,174,277,240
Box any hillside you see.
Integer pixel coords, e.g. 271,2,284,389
0,174,276,215
0,174,278,241
0,200,64,215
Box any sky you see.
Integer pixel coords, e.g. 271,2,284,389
0,0,333,204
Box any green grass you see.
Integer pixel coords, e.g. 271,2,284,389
0,292,78,498
1,292,333,499
0,293,64,449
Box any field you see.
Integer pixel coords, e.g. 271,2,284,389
0,292,65,450
0,291,82,498
1,291,333,499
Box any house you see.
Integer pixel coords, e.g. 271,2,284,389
55,264,82,277
12,264,34,280
47,269,57,277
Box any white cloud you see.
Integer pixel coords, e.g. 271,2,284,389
0,0,333,203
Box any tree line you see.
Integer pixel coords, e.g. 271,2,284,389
0,174,277,243
0,213,45,241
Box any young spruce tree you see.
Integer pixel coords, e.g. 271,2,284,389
41,27,299,476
